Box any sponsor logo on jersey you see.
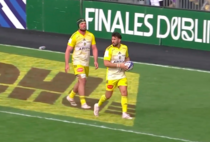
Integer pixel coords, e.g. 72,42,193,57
107,85,114,89
77,68,84,72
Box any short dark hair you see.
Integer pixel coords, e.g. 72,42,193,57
77,18,86,27
112,32,122,39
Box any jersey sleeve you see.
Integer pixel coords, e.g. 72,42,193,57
91,34,96,45
126,47,129,58
68,35,76,47
104,48,112,61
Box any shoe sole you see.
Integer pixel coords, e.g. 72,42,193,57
66,96,77,106
122,117,133,120
94,104,99,116
81,106,91,109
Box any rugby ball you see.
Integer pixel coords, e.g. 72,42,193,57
124,61,134,71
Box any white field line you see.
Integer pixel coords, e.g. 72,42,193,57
0,110,200,142
1,44,210,74
0,44,203,142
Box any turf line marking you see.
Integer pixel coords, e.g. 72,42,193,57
0,110,199,142
0,83,61,94
0,44,210,74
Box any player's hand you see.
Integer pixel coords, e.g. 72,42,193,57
94,61,98,69
120,63,128,71
65,64,69,73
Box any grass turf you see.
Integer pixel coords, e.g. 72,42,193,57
0,44,210,142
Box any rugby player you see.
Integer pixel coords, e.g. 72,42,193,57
65,19,98,109
94,32,132,119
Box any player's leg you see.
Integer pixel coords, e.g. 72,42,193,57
67,81,79,106
67,65,90,109
94,80,116,116
77,74,90,109
77,66,91,109
72,81,79,94
78,66,90,108
66,65,79,106
118,78,132,119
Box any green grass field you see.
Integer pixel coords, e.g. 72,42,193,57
0,44,210,142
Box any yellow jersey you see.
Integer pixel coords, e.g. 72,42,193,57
68,30,96,66
104,44,129,80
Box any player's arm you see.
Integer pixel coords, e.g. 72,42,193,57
103,49,126,69
91,44,98,63
125,57,130,62
104,60,128,70
104,60,118,68
104,48,116,68
65,45,74,65
91,34,98,69
124,47,130,62
65,36,75,72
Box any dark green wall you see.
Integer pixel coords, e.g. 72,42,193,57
27,0,80,34
26,0,210,51
83,1,210,51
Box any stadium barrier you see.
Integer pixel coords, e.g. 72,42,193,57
1,0,210,51
88,0,209,11
82,1,210,51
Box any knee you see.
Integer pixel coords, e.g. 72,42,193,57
78,78,86,85
121,90,127,96
105,91,113,99
106,95,111,99
78,74,86,85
